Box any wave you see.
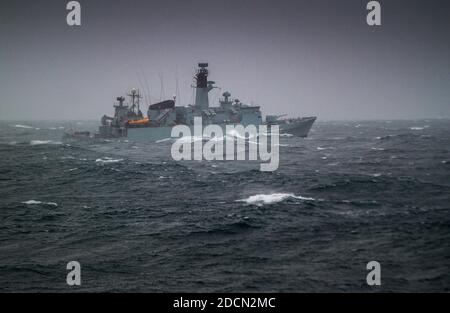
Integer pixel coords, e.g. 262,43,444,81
12,124,34,129
260,132,293,137
95,157,124,163
30,140,62,145
176,136,205,143
410,126,430,130
155,137,173,143
237,193,315,205
317,146,335,150
22,200,58,206
225,129,257,140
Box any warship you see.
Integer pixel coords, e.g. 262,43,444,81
67,63,316,142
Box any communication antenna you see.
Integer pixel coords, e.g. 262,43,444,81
143,72,152,105
158,72,166,101
136,72,148,106
175,71,181,105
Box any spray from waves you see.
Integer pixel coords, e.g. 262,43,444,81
30,140,62,145
237,193,315,206
22,200,58,206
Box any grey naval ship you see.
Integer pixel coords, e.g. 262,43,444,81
69,63,316,142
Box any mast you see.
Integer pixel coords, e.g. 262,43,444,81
194,63,215,110
127,88,143,114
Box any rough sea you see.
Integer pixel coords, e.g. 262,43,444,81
0,119,449,292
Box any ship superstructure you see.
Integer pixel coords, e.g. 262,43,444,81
79,63,316,141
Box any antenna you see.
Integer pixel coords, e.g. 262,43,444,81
136,72,149,106
158,72,165,101
143,72,152,105
175,69,181,106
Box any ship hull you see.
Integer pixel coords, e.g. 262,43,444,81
275,116,316,137
126,117,316,142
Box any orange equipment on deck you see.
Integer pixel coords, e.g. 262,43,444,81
127,117,149,125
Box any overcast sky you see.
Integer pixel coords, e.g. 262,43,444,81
1,0,449,120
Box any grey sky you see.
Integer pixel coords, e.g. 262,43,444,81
1,0,449,120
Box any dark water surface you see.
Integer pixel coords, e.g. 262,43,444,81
0,119,449,292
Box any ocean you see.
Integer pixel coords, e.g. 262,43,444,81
0,119,449,292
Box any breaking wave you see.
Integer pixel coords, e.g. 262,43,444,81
410,126,430,130
30,140,62,145
155,137,173,143
12,124,34,129
95,157,124,164
317,146,335,150
22,200,58,206
237,193,315,205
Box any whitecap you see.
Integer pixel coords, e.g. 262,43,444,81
262,132,293,137
175,136,205,144
13,124,34,129
156,138,173,143
225,129,257,140
410,126,430,130
95,157,123,163
30,140,62,145
22,200,58,206
237,193,315,206
317,146,335,150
